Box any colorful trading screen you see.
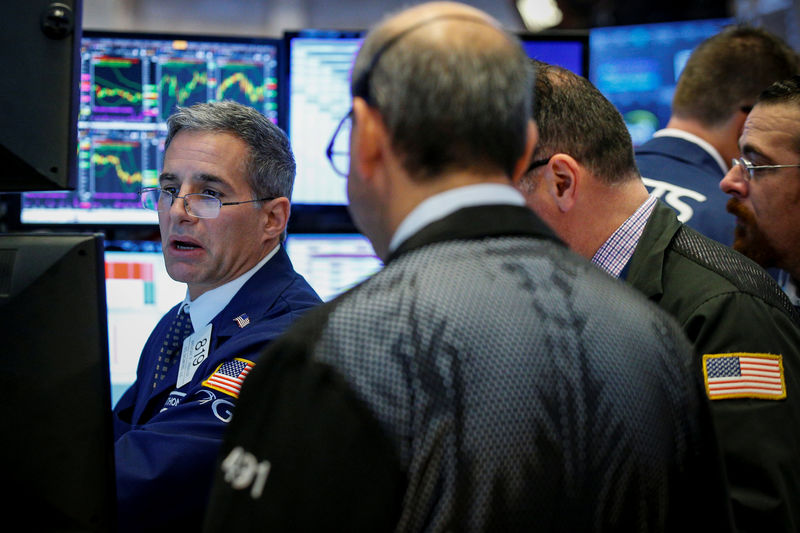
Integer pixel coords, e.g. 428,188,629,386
589,18,732,146
21,31,281,225
104,241,185,405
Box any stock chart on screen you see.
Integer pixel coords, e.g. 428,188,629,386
21,31,281,225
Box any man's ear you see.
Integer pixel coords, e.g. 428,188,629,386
545,153,580,213
351,97,388,180
511,120,539,184
261,197,291,241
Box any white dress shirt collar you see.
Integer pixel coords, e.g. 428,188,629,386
180,244,281,331
388,183,526,254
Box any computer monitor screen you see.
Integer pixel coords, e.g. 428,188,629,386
589,18,732,146
286,31,363,207
285,233,382,301
0,232,115,531
20,30,282,225
519,31,589,76
285,29,588,210
104,240,185,405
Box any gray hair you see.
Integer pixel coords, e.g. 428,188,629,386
165,100,295,201
351,16,533,180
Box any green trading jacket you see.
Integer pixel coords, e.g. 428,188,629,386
627,200,800,533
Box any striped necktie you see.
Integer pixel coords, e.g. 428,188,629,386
152,306,194,389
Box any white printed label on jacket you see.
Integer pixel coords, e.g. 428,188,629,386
177,323,213,389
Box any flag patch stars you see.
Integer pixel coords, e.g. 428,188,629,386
202,358,255,399
703,353,786,400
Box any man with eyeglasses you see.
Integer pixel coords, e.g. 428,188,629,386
112,101,321,532
635,25,798,247
204,3,733,531
722,76,800,314
515,61,800,532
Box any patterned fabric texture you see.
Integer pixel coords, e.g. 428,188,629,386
672,225,800,321
316,237,722,530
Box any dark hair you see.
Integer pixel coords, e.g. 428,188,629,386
352,16,533,180
528,60,638,185
165,100,295,201
672,25,799,127
757,74,800,105
756,75,800,153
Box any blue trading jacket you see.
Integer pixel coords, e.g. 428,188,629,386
636,135,736,247
112,246,320,533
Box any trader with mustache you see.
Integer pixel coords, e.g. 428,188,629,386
721,75,800,312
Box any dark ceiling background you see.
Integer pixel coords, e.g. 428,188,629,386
552,0,732,28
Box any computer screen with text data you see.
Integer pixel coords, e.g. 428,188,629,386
285,233,382,301
286,30,588,208
21,31,282,225
286,31,363,207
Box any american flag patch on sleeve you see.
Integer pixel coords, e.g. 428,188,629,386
702,353,786,400
202,358,255,398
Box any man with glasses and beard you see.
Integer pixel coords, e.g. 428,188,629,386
721,75,800,312
112,101,320,533
635,25,798,247
203,3,733,531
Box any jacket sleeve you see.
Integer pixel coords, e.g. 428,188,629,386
114,349,257,533
203,311,406,532
682,292,800,532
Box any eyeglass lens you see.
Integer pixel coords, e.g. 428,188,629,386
141,189,220,218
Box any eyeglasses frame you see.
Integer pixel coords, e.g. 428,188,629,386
731,157,800,182
139,187,275,219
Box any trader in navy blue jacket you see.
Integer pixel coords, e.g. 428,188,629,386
635,25,797,247
112,101,320,532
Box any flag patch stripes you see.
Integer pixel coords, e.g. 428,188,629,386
202,358,255,398
703,353,786,400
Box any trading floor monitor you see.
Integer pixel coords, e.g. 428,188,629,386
0,233,115,531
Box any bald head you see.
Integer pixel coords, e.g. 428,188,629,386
378,1,495,32
351,1,533,180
